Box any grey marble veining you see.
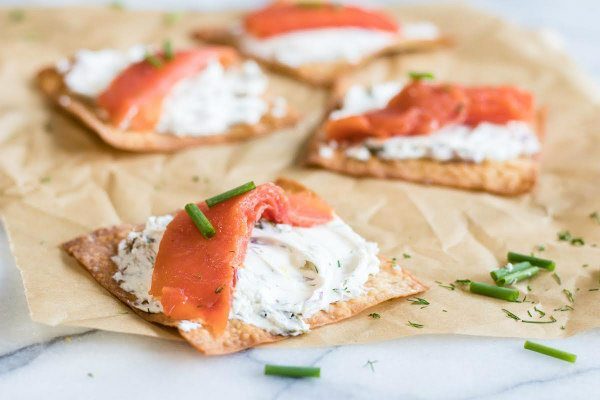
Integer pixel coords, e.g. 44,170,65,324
1,0,600,398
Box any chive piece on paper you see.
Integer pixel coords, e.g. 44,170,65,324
497,266,540,286
408,71,435,81
490,261,532,282
524,340,577,363
264,364,320,378
507,252,556,271
206,181,256,207
185,203,215,239
469,281,519,302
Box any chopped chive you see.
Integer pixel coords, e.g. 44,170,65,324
368,312,381,319
408,71,435,81
524,341,576,363
264,364,320,378
163,39,174,61
507,252,556,271
184,203,215,238
490,262,532,282
144,52,163,68
497,266,540,286
407,321,424,328
206,181,256,207
469,281,519,302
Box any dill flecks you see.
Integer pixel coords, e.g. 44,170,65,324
589,211,600,224
435,281,455,290
8,9,25,22
403,253,411,259
557,230,585,246
552,273,562,285
554,305,574,312
454,279,472,286
368,313,381,319
533,306,545,318
363,360,378,372
407,321,424,328
535,244,546,252
563,289,574,303
522,316,557,324
502,309,520,321
407,297,430,308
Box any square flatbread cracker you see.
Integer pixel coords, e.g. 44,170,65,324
35,65,298,153
305,83,545,196
192,27,450,87
62,179,427,355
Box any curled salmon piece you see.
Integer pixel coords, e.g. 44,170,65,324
325,81,535,142
97,47,238,131
150,182,333,336
464,86,535,125
244,2,399,38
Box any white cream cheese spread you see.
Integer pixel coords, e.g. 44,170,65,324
112,214,380,336
322,81,541,163
237,22,439,68
59,47,280,136
59,45,147,98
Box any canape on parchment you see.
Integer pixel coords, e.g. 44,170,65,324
36,44,297,152
193,1,449,87
306,75,545,195
62,178,426,355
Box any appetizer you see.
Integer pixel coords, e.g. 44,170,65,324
36,44,296,152
306,77,544,195
62,179,426,355
193,1,448,87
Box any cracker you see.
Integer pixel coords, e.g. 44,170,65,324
305,87,545,196
36,66,298,153
192,27,450,87
62,180,427,355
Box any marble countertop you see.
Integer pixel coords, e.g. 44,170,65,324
1,1,599,399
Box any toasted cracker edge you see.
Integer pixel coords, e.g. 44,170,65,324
192,27,451,88
36,66,299,153
61,180,427,355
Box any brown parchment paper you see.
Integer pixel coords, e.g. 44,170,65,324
1,5,599,349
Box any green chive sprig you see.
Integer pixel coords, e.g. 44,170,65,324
497,266,540,286
469,281,519,302
185,203,215,239
206,181,256,207
408,71,435,81
264,364,320,378
163,39,174,61
507,252,555,271
490,261,532,282
524,341,577,363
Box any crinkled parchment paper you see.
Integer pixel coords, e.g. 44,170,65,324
1,5,599,348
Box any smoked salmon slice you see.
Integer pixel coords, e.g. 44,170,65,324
150,182,333,336
97,47,237,131
244,2,399,38
325,81,535,142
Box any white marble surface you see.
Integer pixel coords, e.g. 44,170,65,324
1,1,600,399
